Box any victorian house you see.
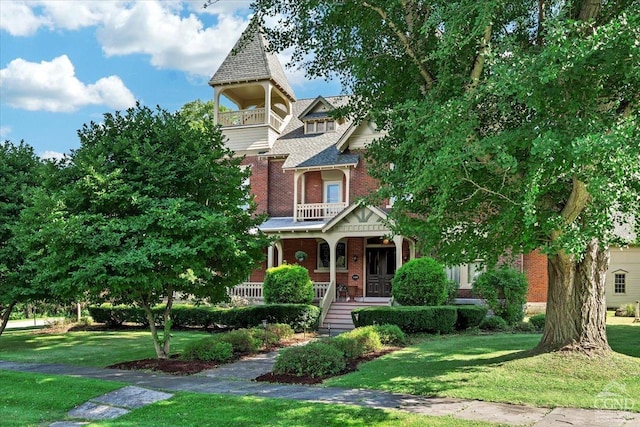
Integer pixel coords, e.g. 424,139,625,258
209,25,638,329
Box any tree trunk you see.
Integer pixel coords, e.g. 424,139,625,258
142,300,169,359
0,301,17,336
537,238,610,355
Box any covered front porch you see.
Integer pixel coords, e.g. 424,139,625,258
237,204,416,328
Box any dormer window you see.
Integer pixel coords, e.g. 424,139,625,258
305,119,336,134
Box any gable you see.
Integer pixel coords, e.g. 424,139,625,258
323,204,389,234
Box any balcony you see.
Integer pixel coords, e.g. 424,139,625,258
296,202,348,221
218,108,284,131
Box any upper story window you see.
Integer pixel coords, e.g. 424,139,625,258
305,119,336,135
614,273,626,294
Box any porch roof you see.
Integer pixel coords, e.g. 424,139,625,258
259,217,328,233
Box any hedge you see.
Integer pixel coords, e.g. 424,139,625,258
455,305,489,330
88,303,320,332
351,306,457,333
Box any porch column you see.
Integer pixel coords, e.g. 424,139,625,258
267,244,274,268
264,82,271,125
325,236,340,289
275,240,284,266
293,171,302,221
344,168,351,206
394,236,404,268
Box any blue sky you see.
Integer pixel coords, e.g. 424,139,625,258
0,0,341,159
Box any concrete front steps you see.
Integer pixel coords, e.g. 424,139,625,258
320,299,390,334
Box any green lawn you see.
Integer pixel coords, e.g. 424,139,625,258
0,328,210,367
325,317,640,411
0,371,503,427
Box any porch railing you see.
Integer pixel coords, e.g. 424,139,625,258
296,202,347,221
218,108,284,131
319,280,336,327
229,281,331,302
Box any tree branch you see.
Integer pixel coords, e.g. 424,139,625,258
467,24,492,93
536,0,546,46
361,2,435,90
461,162,517,205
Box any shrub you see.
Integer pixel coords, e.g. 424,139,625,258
373,324,406,346
87,303,320,332
251,327,281,348
615,303,637,317
274,342,346,377
182,337,233,362
391,257,448,306
445,279,460,304
343,326,383,352
455,305,489,330
329,335,367,360
267,323,294,340
513,321,536,332
352,306,457,334
263,264,314,304
217,329,261,355
528,313,546,330
472,266,528,325
479,316,508,331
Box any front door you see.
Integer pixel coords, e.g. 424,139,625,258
366,248,396,297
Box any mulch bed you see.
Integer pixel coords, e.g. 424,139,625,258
107,341,399,383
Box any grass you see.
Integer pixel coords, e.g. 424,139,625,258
0,328,210,367
0,370,503,427
0,371,123,426
325,316,640,411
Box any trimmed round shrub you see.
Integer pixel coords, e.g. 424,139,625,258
343,326,383,352
274,342,346,377
479,315,508,331
263,264,314,304
391,257,448,306
373,324,406,346
528,313,546,330
182,337,233,362
472,266,528,325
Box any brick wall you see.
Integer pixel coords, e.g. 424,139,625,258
304,171,323,204
242,156,269,215
350,153,381,201
268,159,294,217
523,250,548,302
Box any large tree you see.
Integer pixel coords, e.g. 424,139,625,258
248,0,640,353
24,104,268,358
0,141,51,335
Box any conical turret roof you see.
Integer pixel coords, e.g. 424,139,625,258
209,23,296,102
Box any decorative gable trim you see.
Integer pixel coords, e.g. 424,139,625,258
322,202,389,233
297,96,335,120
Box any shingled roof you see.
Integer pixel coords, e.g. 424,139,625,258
268,96,359,169
209,24,296,102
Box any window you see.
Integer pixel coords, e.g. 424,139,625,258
467,262,484,285
614,273,626,294
317,241,347,270
304,119,336,134
324,181,342,204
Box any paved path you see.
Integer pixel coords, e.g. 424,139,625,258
1,354,638,426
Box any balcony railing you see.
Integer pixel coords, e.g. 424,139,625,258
218,108,284,131
228,282,330,301
296,202,347,221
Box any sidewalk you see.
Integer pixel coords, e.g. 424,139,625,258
1,354,638,426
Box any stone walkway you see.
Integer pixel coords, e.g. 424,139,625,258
1,354,638,426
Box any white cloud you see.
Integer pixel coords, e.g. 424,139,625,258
40,150,66,160
0,55,137,112
0,126,12,139
0,1,50,36
96,1,249,77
